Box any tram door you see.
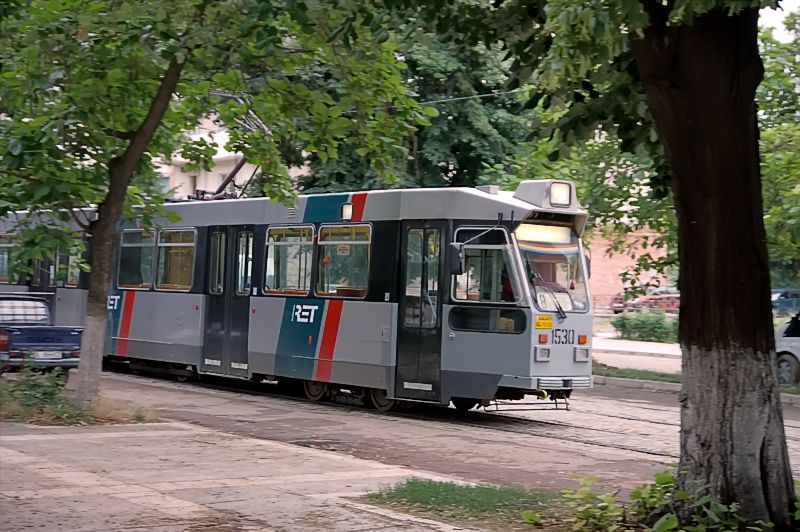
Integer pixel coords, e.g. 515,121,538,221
202,226,253,377
395,221,445,401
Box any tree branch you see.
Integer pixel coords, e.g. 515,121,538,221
0,168,31,180
92,56,185,235
103,128,136,140
116,57,185,180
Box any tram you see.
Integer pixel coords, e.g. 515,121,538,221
1,180,593,410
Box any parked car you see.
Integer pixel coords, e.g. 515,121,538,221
776,312,800,385
772,288,800,316
625,292,680,314
0,295,83,373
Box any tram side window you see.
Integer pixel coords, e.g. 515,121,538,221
316,225,370,299
0,235,12,284
156,229,195,291
208,232,226,295
118,230,155,289
452,228,516,303
264,226,312,296
236,231,253,296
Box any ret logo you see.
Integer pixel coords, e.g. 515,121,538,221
292,304,319,323
107,295,120,311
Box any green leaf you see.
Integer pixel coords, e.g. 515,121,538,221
652,513,679,531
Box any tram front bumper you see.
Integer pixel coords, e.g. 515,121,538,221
498,375,593,390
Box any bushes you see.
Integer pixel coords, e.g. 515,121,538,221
0,367,90,424
0,366,157,425
612,311,678,343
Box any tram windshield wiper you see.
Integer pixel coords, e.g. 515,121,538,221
532,273,567,322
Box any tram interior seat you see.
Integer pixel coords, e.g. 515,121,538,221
264,288,308,296
335,287,366,298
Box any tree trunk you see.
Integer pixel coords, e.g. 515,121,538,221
631,7,795,528
74,57,184,407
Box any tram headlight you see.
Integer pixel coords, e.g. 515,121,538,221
535,347,551,362
549,182,571,207
575,347,590,362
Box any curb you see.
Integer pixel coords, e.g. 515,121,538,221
593,375,800,406
592,348,681,359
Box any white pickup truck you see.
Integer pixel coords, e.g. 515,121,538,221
776,313,800,385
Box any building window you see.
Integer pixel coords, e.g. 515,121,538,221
316,225,370,299
156,229,195,291
118,230,155,289
265,226,313,296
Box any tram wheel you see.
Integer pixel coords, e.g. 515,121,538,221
303,380,329,402
368,388,395,412
174,364,196,383
451,398,479,412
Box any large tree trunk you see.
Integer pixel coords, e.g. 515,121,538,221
74,58,184,407
631,7,795,528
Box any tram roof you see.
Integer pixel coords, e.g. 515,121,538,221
156,180,587,229
0,180,588,234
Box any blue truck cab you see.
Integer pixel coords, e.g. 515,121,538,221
0,295,83,372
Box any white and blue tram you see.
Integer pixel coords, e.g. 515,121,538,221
1,180,593,410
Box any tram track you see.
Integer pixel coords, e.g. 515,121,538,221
103,366,681,460
101,368,800,477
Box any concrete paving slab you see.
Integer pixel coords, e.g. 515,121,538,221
593,337,681,358
0,421,471,531
593,351,682,373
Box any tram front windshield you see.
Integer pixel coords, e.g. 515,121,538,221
515,223,588,312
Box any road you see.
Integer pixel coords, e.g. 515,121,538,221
94,371,800,491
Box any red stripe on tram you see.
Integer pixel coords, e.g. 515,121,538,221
350,192,367,221
315,300,344,382
117,291,137,356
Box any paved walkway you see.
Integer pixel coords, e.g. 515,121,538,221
591,337,681,373
0,421,472,532
593,337,680,358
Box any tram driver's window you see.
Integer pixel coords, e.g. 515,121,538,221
118,230,155,289
264,226,313,296
452,228,515,303
155,229,195,291
316,225,370,299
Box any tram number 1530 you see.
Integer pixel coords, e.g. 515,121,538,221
553,329,575,345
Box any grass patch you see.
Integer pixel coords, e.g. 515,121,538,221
781,384,800,395
593,361,800,394
0,367,158,425
593,361,681,384
365,478,562,529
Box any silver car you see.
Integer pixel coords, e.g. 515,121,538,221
776,313,800,385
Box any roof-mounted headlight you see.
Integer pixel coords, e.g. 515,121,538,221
550,182,571,207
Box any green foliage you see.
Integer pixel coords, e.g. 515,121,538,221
629,469,775,532
1,367,90,424
562,475,625,531
0,0,428,278
560,471,777,531
367,478,554,523
611,312,678,343
303,31,531,191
